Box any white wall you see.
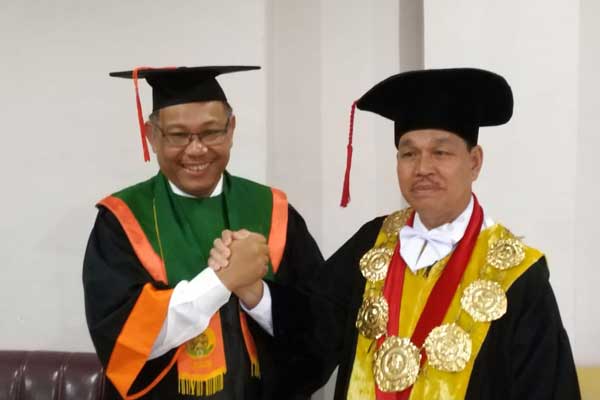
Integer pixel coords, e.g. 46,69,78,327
265,0,404,259
318,0,402,258
266,2,403,396
0,0,267,351
266,0,323,243
575,0,600,365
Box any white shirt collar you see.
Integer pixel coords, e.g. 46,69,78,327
399,195,494,272
412,196,475,245
168,174,224,198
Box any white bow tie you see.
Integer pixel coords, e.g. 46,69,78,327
399,225,457,272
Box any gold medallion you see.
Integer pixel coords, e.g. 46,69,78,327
424,323,472,372
461,279,507,322
359,247,394,282
373,336,421,392
486,237,525,270
381,208,413,237
356,295,389,339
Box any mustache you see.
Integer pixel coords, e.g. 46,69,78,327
411,178,443,190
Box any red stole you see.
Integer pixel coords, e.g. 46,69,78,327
376,196,483,400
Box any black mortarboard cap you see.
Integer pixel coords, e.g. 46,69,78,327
110,65,260,111
109,65,260,161
340,68,513,207
356,68,513,147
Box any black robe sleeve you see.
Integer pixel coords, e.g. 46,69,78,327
82,207,175,398
248,204,326,400
269,216,384,398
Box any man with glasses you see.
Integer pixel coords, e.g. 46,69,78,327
82,66,323,399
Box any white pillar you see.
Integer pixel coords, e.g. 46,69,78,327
267,1,417,397
575,0,600,365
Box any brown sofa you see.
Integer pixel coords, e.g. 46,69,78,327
0,350,105,400
1,350,598,399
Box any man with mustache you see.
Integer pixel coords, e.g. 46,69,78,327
82,66,323,399
210,68,580,399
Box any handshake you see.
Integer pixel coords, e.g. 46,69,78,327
208,229,270,309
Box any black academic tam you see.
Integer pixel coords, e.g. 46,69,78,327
356,68,514,146
109,65,260,111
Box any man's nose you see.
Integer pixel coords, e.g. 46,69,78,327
415,154,434,175
184,136,209,154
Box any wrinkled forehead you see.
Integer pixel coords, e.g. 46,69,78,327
397,129,468,147
157,100,229,116
157,101,231,125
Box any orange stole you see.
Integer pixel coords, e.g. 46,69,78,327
177,313,228,396
98,196,178,399
240,312,261,378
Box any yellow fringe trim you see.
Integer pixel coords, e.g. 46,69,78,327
178,373,224,396
251,360,261,378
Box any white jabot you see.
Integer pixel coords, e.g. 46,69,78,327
399,196,494,273
169,174,224,198
399,226,459,272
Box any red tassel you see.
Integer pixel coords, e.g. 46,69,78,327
131,65,177,162
340,100,357,207
132,67,151,162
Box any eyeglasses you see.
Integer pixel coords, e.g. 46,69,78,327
152,114,232,148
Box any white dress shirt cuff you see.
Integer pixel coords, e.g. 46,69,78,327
178,268,231,305
149,268,231,359
241,281,274,336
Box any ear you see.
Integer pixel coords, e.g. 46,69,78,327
144,121,158,153
228,114,236,147
470,145,483,180
229,114,236,134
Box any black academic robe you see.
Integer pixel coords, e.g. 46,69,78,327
83,204,323,400
272,216,581,399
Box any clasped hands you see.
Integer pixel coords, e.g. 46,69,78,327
208,229,269,309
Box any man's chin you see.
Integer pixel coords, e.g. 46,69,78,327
408,197,446,215
408,191,442,205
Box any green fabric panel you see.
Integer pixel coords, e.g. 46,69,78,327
110,171,275,285
153,173,225,283
171,194,226,279
224,173,274,280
